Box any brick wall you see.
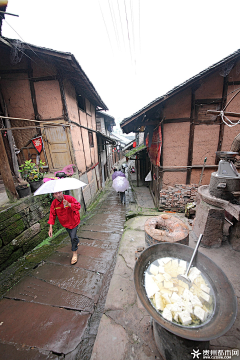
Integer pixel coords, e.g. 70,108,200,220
159,184,198,212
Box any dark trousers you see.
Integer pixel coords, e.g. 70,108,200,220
66,226,79,251
120,192,125,204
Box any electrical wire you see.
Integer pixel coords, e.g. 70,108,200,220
117,0,126,52
108,0,121,52
124,0,133,64
98,0,115,56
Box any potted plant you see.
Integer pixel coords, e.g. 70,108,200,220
18,160,46,193
16,179,31,198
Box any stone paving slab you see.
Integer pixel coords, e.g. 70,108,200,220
32,263,103,300
80,224,124,233
4,276,95,312
0,298,90,354
0,342,58,360
78,230,121,242
78,238,118,250
48,252,111,274
58,244,115,260
85,214,125,226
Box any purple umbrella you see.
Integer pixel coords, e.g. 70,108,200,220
112,176,129,192
112,171,126,181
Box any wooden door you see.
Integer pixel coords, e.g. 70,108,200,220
41,122,73,172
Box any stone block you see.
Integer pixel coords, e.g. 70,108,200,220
0,242,14,265
229,221,240,252
0,212,22,231
11,223,41,248
2,218,27,245
192,200,224,248
0,248,24,272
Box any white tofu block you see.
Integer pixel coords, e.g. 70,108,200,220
179,260,187,270
188,267,201,282
183,300,193,314
178,310,192,326
145,273,159,298
162,308,172,322
172,259,179,268
171,292,181,303
177,286,185,295
200,284,210,294
157,259,165,267
194,275,206,287
182,288,193,302
199,290,211,304
161,292,171,304
173,311,180,322
191,295,202,307
163,273,172,281
149,263,159,276
194,306,206,322
155,292,165,311
154,274,164,283
158,266,165,274
177,266,185,275
161,257,172,264
171,301,183,313
164,280,174,288
178,280,189,290
161,288,173,297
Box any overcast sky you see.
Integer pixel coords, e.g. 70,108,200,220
2,0,240,126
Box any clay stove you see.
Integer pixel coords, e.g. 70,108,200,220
134,243,237,360
193,151,240,249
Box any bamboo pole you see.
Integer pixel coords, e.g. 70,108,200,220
207,110,240,118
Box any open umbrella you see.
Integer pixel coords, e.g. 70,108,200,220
112,171,126,181
34,177,87,196
112,176,129,192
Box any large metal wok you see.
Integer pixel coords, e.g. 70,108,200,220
134,243,237,341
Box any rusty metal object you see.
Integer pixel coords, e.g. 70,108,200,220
134,243,237,341
145,214,189,247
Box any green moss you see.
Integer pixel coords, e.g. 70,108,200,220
2,219,26,245
125,144,146,158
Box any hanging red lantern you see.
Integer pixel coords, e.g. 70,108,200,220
133,141,136,148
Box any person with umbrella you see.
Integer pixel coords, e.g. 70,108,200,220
112,168,129,205
34,177,86,265
48,191,81,265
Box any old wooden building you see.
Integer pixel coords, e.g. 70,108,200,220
121,49,240,208
0,37,113,206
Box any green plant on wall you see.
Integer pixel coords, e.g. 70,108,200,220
19,160,46,182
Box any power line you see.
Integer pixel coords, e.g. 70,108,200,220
98,0,115,56
124,0,133,65
108,0,121,52
117,0,126,52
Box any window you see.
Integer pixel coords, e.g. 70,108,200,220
88,131,94,147
76,93,85,112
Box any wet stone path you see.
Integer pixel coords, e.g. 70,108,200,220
0,187,127,360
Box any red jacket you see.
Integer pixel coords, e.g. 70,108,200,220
48,195,81,229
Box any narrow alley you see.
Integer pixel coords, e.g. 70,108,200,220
0,179,128,359
0,168,240,360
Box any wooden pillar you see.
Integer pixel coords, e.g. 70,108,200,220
159,121,164,190
216,75,228,163
0,131,18,200
136,153,139,187
186,88,195,184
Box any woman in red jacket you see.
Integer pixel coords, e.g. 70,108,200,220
48,191,81,265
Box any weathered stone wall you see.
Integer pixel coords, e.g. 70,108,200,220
159,184,198,212
0,195,62,272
